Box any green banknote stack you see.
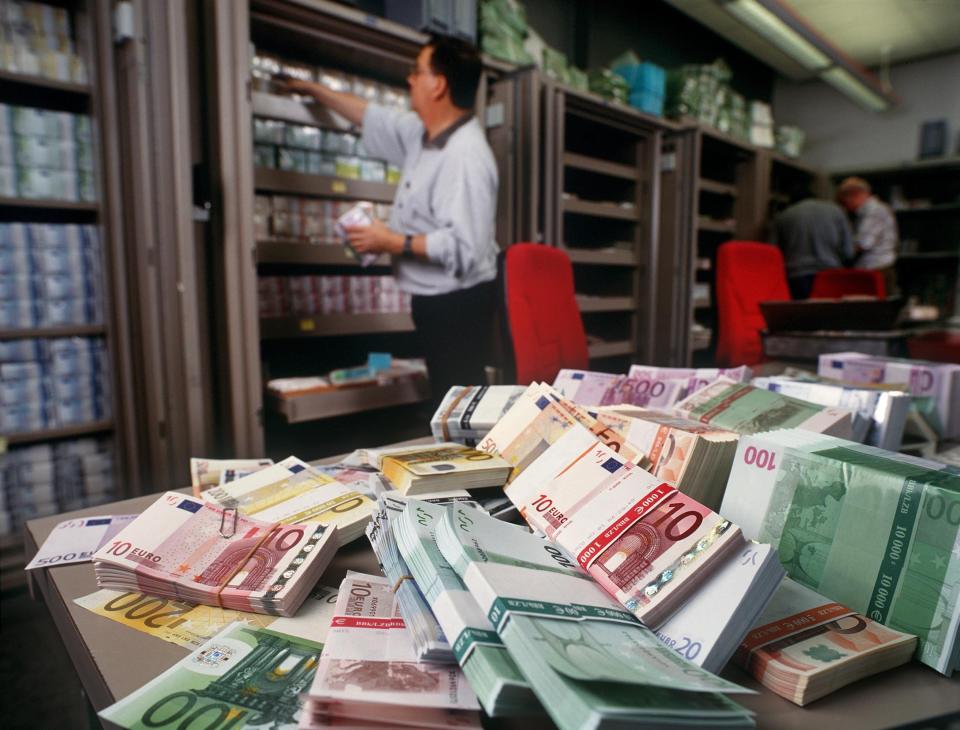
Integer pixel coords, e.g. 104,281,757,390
393,496,537,716
435,504,756,730
721,428,960,675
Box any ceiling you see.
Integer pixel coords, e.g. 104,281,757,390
665,0,960,80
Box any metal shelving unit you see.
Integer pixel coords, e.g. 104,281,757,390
260,313,415,339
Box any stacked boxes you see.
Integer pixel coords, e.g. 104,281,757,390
749,100,775,148
0,104,96,201
258,275,411,318
0,436,115,534
0,336,111,434
0,223,104,328
0,0,87,83
254,117,401,184
254,195,392,243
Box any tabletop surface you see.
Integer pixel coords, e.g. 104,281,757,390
24,483,960,730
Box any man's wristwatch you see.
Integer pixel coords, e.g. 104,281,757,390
402,234,413,258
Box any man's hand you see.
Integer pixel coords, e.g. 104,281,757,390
275,77,318,96
344,219,403,255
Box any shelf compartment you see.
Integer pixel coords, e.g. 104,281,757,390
4,420,114,446
257,240,390,266
564,247,637,266
254,169,396,203
698,178,738,197
562,152,638,181
576,295,635,313
0,324,107,340
587,340,634,359
269,377,430,423
252,91,354,132
562,198,640,221
697,216,736,233
260,312,414,339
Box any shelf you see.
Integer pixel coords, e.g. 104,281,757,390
269,377,430,423
564,247,637,266
252,91,354,131
562,198,640,221
894,203,960,215
254,168,396,203
576,295,636,313
562,152,638,181
0,69,92,97
898,251,960,260
260,312,414,339
257,240,390,267
683,120,755,155
698,178,738,197
693,298,711,310
0,197,99,212
587,340,634,359
1,325,106,340
697,216,736,233
4,420,114,446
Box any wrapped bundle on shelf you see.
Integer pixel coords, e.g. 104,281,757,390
480,0,534,65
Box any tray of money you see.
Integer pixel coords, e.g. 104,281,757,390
760,296,904,332
268,377,430,423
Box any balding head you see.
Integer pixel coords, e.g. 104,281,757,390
837,176,871,212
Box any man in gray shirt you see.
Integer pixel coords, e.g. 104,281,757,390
771,198,855,299
283,36,498,405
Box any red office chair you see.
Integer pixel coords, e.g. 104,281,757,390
716,241,791,367
810,268,886,299
500,243,589,384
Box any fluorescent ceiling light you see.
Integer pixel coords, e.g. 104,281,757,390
724,0,832,71
820,66,889,112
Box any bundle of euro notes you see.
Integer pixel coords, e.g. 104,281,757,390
504,424,745,627
752,375,911,450
394,497,539,717
92,492,338,616
435,504,756,730
734,577,917,705
202,456,375,543
553,369,685,408
592,405,739,509
379,443,512,495
189,457,274,496
629,365,754,402
300,571,482,729
672,377,853,438
721,428,960,675
366,494,453,662
100,614,330,729
817,352,960,439
430,385,527,445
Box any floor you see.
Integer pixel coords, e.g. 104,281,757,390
1,586,93,729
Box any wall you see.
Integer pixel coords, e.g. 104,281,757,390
772,52,960,172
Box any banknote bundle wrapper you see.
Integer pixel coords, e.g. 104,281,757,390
721,428,960,675
203,456,375,543
430,385,527,445
734,577,916,705
436,504,756,730
300,571,482,729
378,443,512,495
99,595,337,729
817,352,960,439
393,496,539,716
92,492,338,616
752,374,910,450
366,494,454,662
672,377,853,438
190,457,273,496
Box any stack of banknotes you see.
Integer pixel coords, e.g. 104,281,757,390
752,374,911,450
592,405,739,509
721,428,960,675
300,572,482,729
672,377,853,438
628,365,754,400
817,352,960,439
202,456,375,543
378,443,512,494
734,577,917,705
430,385,527,445
435,504,756,730
189,457,274,496
553,369,686,408
92,492,338,616
365,494,453,662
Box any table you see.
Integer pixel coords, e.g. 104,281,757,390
25,495,960,730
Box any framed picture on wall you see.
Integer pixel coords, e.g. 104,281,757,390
917,119,947,159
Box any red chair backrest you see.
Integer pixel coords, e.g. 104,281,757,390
503,243,589,384
716,241,790,367
810,268,886,299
